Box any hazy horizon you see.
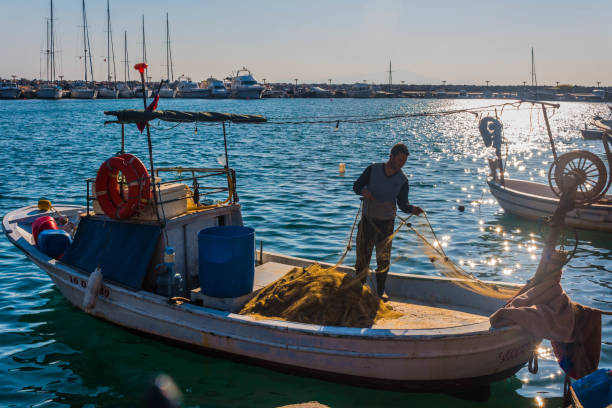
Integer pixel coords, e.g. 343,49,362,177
1,0,610,87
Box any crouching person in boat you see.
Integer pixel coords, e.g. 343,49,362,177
353,142,423,299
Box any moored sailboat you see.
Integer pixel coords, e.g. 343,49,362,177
158,13,176,98
36,0,62,100
71,0,97,99
97,0,119,99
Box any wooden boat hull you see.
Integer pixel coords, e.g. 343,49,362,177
3,205,538,389
489,178,612,232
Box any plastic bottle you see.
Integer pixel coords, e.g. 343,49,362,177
154,247,174,297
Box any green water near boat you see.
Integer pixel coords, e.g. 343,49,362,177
0,98,610,407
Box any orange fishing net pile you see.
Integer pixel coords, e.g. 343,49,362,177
239,263,400,327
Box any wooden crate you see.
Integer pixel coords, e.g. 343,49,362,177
93,182,192,220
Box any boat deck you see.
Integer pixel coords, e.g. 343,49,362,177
373,300,488,329
246,261,490,330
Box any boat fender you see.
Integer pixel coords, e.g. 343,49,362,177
83,267,103,313
38,199,52,211
479,116,503,154
32,215,58,245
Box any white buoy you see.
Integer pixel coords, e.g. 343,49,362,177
83,267,103,313
339,163,346,173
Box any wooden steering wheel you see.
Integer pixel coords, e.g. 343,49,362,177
548,150,608,205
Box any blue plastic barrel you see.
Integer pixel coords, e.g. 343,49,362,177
198,226,255,298
38,229,72,259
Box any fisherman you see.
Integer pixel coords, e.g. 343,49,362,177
353,143,423,299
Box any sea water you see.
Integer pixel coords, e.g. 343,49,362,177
0,98,610,407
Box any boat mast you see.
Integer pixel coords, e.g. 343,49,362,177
142,15,148,83
50,0,55,83
46,19,50,83
531,46,537,99
123,30,130,83
81,0,94,84
106,0,110,82
165,13,174,82
81,0,87,82
388,59,392,93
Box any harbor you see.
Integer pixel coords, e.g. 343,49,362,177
1,97,611,407
1,77,611,102
1,1,612,407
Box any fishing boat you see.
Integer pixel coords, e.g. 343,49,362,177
2,107,540,391
484,103,612,232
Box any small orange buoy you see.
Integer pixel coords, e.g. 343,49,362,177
339,163,346,173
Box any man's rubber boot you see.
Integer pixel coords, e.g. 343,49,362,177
376,272,388,301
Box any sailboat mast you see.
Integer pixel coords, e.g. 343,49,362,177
81,0,88,82
85,2,94,83
106,0,110,82
531,46,537,98
50,0,55,83
124,31,130,83
166,13,170,82
142,15,148,82
388,60,392,93
46,19,50,83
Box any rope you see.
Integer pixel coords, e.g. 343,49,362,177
333,201,362,267
326,203,517,300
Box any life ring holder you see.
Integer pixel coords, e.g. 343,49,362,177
95,154,151,219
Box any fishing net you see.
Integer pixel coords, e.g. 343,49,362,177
239,263,400,327
404,217,518,300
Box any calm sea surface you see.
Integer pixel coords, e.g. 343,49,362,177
0,98,610,407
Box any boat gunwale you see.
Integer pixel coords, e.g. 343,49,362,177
488,178,612,209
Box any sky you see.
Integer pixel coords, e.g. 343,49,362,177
1,0,611,86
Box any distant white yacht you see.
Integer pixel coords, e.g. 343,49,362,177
97,86,119,99
0,83,21,99
36,84,63,99
71,82,97,99
347,83,373,98
309,86,332,98
134,86,152,98
117,82,134,98
176,77,209,98
230,68,263,99
159,83,177,98
205,77,228,99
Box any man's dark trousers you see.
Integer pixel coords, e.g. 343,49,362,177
355,215,394,296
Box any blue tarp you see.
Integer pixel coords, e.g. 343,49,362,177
62,217,161,290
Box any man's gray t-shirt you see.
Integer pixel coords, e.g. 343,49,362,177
353,162,413,220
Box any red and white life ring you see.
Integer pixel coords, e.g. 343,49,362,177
95,154,151,219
